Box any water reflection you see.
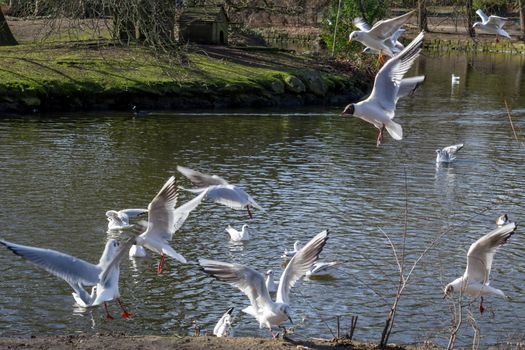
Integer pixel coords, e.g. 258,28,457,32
0,52,524,347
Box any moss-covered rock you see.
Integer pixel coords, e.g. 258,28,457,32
283,75,305,93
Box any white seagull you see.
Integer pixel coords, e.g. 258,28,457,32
0,236,136,319
265,269,278,293
341,31,425,146
473,9,511,41
199,230,329,337
305,261,341,277
362,28,405,55
213,307,234,337
106,208,148,231
282,240,301,258
451,74,460,84
444,222,517,313
225,224,249,241
436,143,464,163
349,11,414,61
177,165,263,219
135,176,207,273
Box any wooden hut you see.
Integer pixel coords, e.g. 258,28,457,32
178,5,229,45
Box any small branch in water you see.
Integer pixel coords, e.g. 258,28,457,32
348,316,358,340
504,99,523,146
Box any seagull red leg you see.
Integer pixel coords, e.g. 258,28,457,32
376,125,385,147
157,254,166,274
247,205,253,219
104,302,114,320
117,298,131,318
479,296,485,314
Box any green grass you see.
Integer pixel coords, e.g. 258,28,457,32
0,42,357,100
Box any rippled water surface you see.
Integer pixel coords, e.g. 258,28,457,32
1,52,525,347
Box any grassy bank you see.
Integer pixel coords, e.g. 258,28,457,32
0,41,371,113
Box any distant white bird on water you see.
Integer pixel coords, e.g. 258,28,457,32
305,261,341,277
213,307,234,337
451,74,460,84
496,214,509,227
265,269,279,293
444,222,517,313
199,230,329,337
349,10,415,62
473,9,511,41
436,143,464,163
282,240,301,258
225,224,249,241
177,165,263,219
0,236,137,319
341,31,426,146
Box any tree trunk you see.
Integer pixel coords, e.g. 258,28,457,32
417,0,428,31
519,0,525,41
0,6,17,46
466,0,475,38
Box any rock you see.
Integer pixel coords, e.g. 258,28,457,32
297,69,327,96
21,96,41,107
284,75,305,93
269,79,285,94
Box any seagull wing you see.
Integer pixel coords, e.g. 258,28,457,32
205,185,262,210
368,10,415,39
143,176,178,241
353,17,371,31
368,31,425,112
177,165,228,186
443,143,464,156
396,76,425,102
476,9,489,23
172,189,207,233
0,239,101,286
120,208,148,218
276,230,329,304
487,15,507,28
99,236,139,283
465,222,517,285
199,259,273,315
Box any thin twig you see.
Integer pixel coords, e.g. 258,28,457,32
378,227,402,274
504,99,523,146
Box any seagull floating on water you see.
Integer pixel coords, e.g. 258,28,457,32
436,143,464,163
305,261,341,277
349,11,414,62
213,307,234,337
177,165,263,219
444,222,517,313
282,240,301,258
496,214,509,227
341,31,425,146
134,176,207,273
199,230,329,338
265,269,279,293
225,224,249,241
0,236,137,319
473,9,511,41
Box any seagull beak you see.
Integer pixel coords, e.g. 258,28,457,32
348,38,352,43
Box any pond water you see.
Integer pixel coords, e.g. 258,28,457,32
0,52,525,347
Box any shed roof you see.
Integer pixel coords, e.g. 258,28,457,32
179,5,229,23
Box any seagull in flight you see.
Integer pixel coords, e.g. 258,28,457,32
177,166,263,219
0,236,137,319
436,143,464,163
473,9,511,42
341,31,425,146
106,208,147,231
135,176,207,273
444,222,517,313
199,230,329,337
349,11,414,62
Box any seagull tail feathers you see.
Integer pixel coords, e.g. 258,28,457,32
385,120,403,140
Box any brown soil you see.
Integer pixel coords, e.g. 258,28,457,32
0,334,442,350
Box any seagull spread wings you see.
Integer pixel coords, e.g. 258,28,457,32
144,176,178,242
476,9,506,28
465,222,517,285
276,230,329,304
369,31,425,112
367,10,415,40
199,259,272,315
353,17,371,31
443,143,464,156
